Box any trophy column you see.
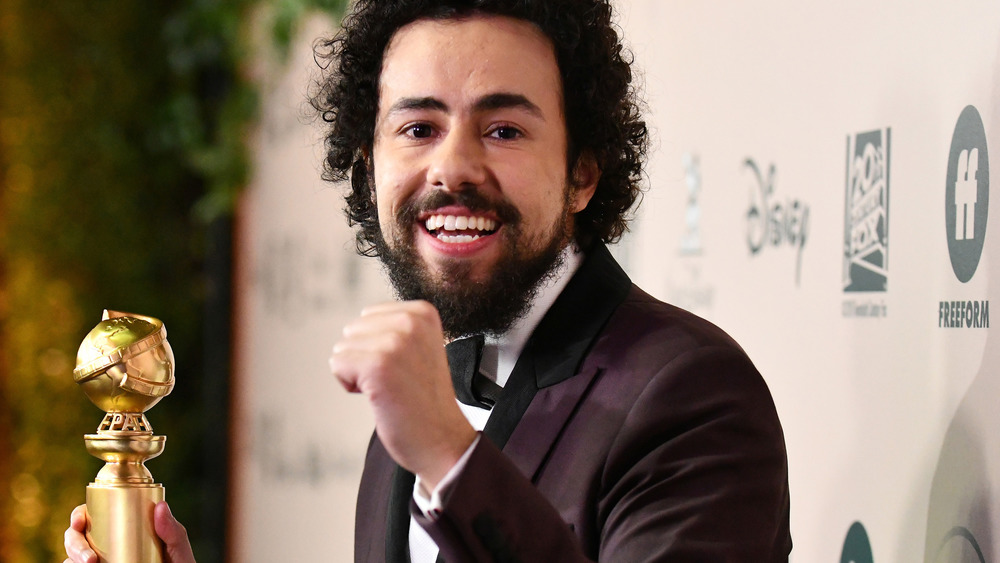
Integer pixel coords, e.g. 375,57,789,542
73,311,175,563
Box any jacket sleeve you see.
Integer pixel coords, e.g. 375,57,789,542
413,346,791,562
596,346,791,561
414,437,590,562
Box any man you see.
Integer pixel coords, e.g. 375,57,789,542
66,0,791,561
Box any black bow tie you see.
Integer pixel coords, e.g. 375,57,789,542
446,334,502,409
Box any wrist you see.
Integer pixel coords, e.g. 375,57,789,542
416,425,477,491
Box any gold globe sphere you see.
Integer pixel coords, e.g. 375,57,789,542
73,310,175,413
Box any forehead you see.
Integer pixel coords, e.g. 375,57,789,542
378,14,562,114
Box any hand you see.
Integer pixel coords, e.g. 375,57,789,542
63,504,95,563
329,300,477,489
63,502,196,563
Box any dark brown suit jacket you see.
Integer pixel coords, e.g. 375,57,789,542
355,245,791,562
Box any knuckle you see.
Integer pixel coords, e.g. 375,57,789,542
383,331,405,351
368,352,391,375
415,302,442,328
414,300,438,318
395,315,417,335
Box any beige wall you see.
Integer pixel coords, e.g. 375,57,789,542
620,0,1000,560
230,14,384,562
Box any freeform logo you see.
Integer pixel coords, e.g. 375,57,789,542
843,128,890,293
939,300,989,328
945,105,990,283
745,158,810,285
938,105,990,329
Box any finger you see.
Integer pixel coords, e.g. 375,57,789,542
359,301,441,328
361,299,437,315
334,329,408,357
338,302,444,355
329,355,361,393
62,533,96,563
353,303,442,339
330,337,397,375
330,327,402,372
63,525,96,563
69,504,88,532
359,300,425,317
329,344,396,395
341,312,415,340
153,502,197,563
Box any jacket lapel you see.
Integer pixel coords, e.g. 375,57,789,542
484,244,631,473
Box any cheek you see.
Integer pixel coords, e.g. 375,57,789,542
372,159,405,227
506,184,569,237
375,196,393,234
511,163,569,220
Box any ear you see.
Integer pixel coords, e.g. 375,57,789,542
361,145,373,174
359,146,376,199
569,152,600,213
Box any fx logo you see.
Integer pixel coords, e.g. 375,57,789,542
945,105,990,283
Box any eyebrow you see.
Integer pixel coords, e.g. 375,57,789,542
386,96,448,114
385,92,544,120
474,93,544,119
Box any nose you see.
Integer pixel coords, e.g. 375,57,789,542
426,128,487,191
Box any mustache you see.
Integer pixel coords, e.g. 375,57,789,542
397,189,522,226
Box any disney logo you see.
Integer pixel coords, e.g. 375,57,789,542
745,158,810,285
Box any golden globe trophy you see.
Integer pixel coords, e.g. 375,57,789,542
73,310,175,563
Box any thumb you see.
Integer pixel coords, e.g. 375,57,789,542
153,502,197,563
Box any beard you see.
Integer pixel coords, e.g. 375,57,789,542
374,188,573,339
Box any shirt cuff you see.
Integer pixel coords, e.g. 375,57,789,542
412,434,481,519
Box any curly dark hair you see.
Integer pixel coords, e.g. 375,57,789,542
310,0,647,256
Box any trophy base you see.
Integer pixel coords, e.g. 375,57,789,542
86,483,165,563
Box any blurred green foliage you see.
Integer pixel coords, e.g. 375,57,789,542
0,0,346,561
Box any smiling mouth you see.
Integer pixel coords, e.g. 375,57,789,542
423,213,499,243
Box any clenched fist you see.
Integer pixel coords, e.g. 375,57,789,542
329,300,476,490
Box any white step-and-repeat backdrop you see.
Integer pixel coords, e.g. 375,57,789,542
231,2,1000,561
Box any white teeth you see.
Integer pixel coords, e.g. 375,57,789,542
438,234,480,243
423,214,498,234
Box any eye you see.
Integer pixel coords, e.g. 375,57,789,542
487,125,523,141
403,123,434,139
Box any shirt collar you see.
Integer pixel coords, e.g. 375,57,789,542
480,245,584,388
